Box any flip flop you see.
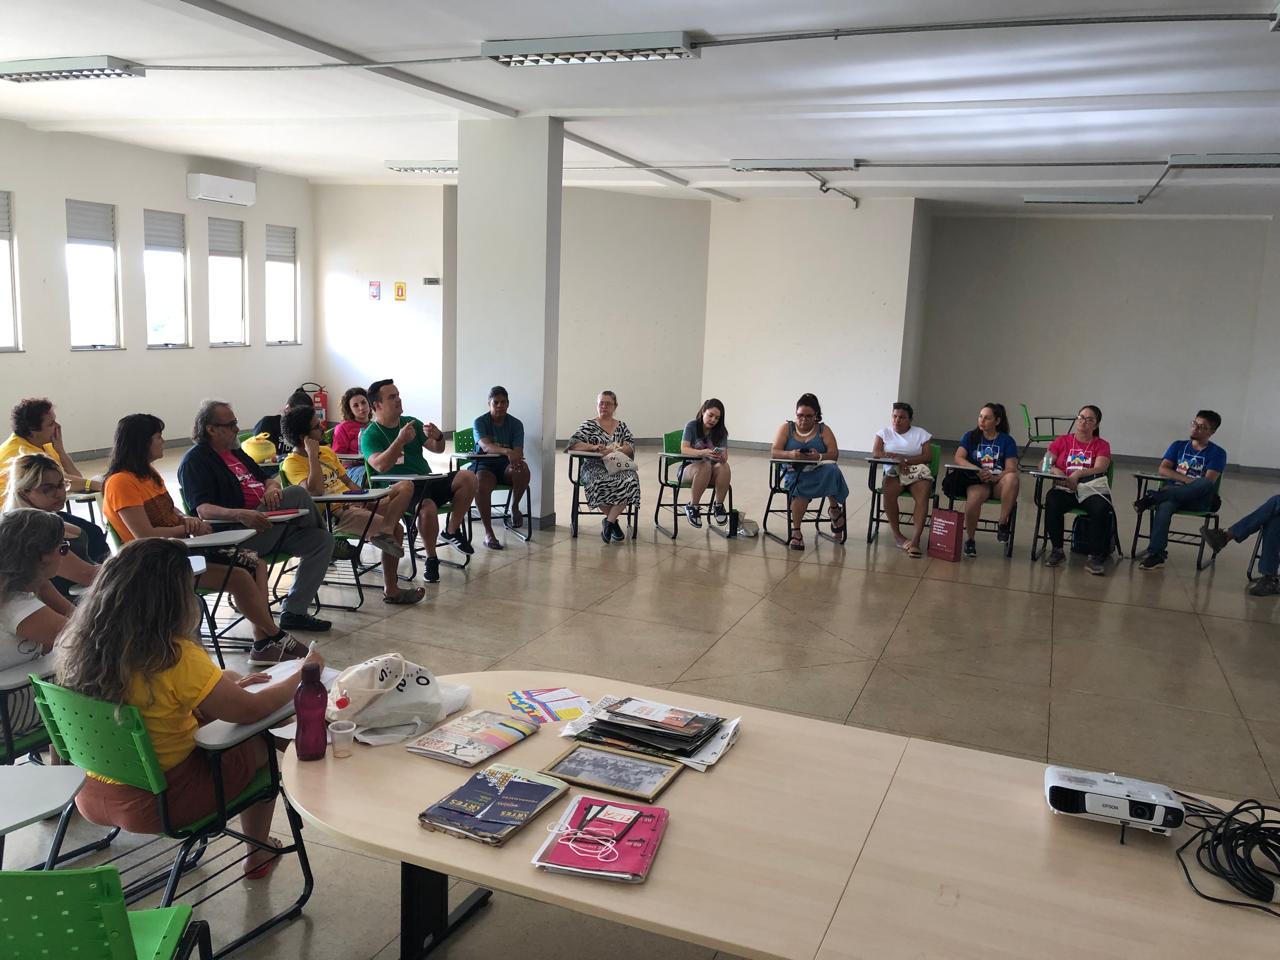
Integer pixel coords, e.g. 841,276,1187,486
483,535,505,551
244,837,283,880
907,545,923,558
383,586,427,605
789,533,805,551
829,505,847,534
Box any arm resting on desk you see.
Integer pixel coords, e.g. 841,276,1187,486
194,700,298,752
197,669,308,727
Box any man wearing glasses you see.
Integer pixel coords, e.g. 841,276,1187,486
1135,410,1226,570
178,399,337,647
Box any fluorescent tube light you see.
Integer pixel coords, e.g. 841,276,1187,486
1022,195,1140,205
730,159,861,172
1169,153,1280,168
481,32,698,66
385,163,458,174
0,56,145,83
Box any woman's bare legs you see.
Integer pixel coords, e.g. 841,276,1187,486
240,738,279,874
199,565,278,641
883,474,907,546
908,481,930,550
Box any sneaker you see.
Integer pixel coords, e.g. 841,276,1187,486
1201,525,1233,557
609,520,626,542
1044,547,1066,567
1138,551,1166,571
683,503,702,528
279,611,332,632
331,539,359,562
997,522,1010,543
963,539,977,559
601,519,613,543
1085,555,1106,576
370,532,405,559
1248,575,1280,597
247,632,309,666
423,557,440,583
712,501,729,525
439,528,474,555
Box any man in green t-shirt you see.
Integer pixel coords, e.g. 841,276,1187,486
361,379,477,583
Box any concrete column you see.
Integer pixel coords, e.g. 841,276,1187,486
456,117,563,525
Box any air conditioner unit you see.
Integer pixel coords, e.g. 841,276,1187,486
186,173,256,207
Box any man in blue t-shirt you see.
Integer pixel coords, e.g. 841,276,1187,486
1136,409,1226,570
470,385,531,549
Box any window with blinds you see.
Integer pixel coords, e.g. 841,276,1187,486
264,224,298,344
0,191,16,350
143,209,188,347
65,199,120,348
208,217,245,345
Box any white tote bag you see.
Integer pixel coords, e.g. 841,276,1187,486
325,652,471,745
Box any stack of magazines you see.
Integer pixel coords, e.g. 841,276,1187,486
531,795,669,882
406,710,539,766
568,696,739,770
419,764,568,845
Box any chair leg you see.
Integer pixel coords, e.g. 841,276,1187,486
866,489,878,544
1196,514,1219,571
177,919,214,960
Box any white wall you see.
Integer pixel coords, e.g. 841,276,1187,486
557,188,710,439
1239,217,1280,468
917,215,1272,466
0,119,314,452
701,197,922,449
313,185,448,426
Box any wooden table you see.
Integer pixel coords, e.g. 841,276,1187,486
281,672,1274,960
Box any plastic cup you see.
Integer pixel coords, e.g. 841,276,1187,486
328,720,357,758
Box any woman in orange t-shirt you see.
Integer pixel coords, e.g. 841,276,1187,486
104,414,307,667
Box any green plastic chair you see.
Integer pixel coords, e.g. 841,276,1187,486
1020,404,1075,455
866,443,942,544
0,865,212,959
29,676,313,957
1029,461,1124,561
450,427,532,543
653,429,734,540
1129,471,1225,570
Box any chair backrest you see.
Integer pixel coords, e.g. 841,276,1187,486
0,865,150,960
454,427,475,454
323,426,335,446
1020,403,1033,434
663,430,682,455
30,677,167,795
236,430,253,445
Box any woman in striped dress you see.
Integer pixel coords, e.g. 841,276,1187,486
567,391,641,543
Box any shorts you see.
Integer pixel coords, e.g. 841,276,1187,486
412,472,458,508
76,738,262,834
941,470,992,501
468,456,510,479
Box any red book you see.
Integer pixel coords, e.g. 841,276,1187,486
531,795,668,883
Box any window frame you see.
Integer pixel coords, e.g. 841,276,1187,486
264,223,299,346
65,198,122,351
207,216,246,347
0,190,17,353
143,209,191,350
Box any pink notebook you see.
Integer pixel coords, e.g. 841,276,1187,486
531,795,668,883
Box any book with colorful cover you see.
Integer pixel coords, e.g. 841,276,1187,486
507,688,592,724
531,794,669,883
419,764,568,845
405,710,539,766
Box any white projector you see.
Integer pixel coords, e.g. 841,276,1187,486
1045,766,1185,836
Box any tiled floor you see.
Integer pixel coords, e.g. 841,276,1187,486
10,444,1280,959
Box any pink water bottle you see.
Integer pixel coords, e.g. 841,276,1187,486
294,663,328,761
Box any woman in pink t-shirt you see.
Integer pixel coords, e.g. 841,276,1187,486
1041,404,1115,575
331,387,370,485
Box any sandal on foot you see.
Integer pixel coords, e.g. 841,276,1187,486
383,586,427,605
789,533,805,551
907,544,923,558
829,505,847,534
244,838,283,880
483,535,505,550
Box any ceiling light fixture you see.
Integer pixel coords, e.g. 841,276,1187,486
384,163,458,174
1169,153,1280,168
730,159,861,172
0,56,145,83
1022,195,1141,205
481,32,698,66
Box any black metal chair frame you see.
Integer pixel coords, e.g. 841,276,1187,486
942,464,1018,559
653,454,735,540
449,452,533,544
1246,530,1264,582
1026,471,1124,562
763,461,848,547
567,453,638,539
370,475,472,578
1128,473,1222,571
865,455,940,545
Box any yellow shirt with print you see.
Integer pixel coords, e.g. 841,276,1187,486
281,446,352,512
87,639,221,783
0,434,61,502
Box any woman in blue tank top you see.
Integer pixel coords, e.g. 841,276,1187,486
769,393,849,550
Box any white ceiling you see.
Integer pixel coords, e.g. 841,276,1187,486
3,0,1280,212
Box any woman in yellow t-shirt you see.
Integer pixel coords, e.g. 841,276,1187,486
58,538,325,879
0,397,100,502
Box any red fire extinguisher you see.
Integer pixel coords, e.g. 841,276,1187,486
300,382,328,423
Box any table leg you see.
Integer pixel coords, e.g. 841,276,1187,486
400,863,492,959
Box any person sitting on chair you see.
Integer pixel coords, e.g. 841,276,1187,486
251,388,314,456
471,386,532,550
178,400,337,633
872,402,934,558
360,379,477,584
567,390,642,544
4,454,102,596
1201,497,1280,597
679,398,731,529
943,403,1020,559
0,397,101,502
59,538,326,879
280,406,424,606
105,413,312,664
770,393,849,551
0,509,73,738
1041,405,1115,576
1135,410,1226,571
331,387,371,486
